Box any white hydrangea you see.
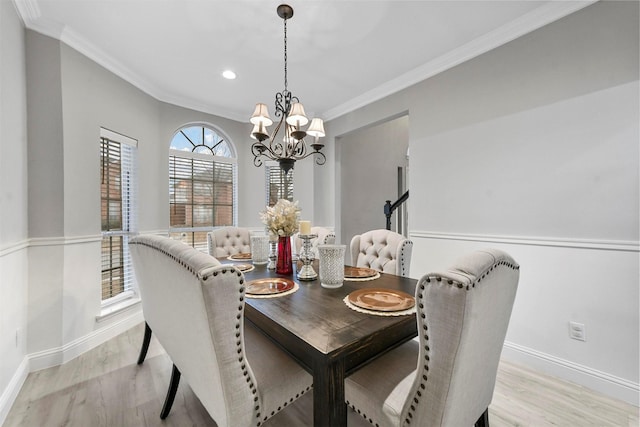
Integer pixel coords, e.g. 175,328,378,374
260,199,301,237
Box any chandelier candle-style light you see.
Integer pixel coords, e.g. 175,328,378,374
249,4,326,174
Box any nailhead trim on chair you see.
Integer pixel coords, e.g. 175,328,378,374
346,259,520,427
131,238,312,427
402,259,520,425
214,268,264,427
261,386,313,425
213,268,311,427
129,240,201,277
230,269,313,427
346,401,380,427
399,240,413,277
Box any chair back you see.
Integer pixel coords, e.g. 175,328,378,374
350,229,413,277
294,226,336,258
207,226,251,257
406,248,520,426
129,234,259,427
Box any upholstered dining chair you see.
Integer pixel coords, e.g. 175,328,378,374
129,234,312,426
350,229,413,277
293,226,336,258
344,248,520,427
207,226,251,257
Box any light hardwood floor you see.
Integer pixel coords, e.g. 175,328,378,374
4,322,638,427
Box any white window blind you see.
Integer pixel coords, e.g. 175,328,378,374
266,163,294,206
100,129,138,303
169,153,236,252
168,124,237,252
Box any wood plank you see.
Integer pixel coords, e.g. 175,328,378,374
4,323,638,427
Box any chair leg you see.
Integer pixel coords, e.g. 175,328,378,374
474,408,490,427
137,322,153,365
160,364,181,420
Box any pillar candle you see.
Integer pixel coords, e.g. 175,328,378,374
299,220,311,235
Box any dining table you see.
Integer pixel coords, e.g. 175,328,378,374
223,256,418,427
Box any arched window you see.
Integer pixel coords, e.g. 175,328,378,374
169,124,237,251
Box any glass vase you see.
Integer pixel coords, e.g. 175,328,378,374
318,244,346,288
276,236,293,275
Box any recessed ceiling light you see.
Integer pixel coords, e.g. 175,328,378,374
222,70,236,80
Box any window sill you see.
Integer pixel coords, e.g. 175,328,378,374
96,296,141,323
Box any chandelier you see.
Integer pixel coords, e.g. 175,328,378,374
249,4,326,174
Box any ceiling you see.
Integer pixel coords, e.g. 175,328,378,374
14,0,594,123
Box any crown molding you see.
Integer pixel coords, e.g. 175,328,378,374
323,0,597,121
64,25,249,122
12,0,39,27
155,92,248,123
14,0,597,124
63,25,248,122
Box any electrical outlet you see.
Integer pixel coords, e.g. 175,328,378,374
15,328,20,347
569,321,586,341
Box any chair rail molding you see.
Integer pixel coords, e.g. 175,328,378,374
29,234,102,247
0,239,29,257
410,231,639,252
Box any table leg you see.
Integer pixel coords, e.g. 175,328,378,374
313,358,347,427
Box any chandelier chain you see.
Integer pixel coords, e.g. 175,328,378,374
283,17,288,93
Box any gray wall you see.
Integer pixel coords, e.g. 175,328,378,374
19,30,295,369
408,1,638,240
15,22,317,367
339,115,408,245
26,31,63,238
323,1,639,403
0,0,29,417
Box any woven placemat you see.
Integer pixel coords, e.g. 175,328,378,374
246,282,299,299
222,263,255,273
343,272,381,282
227,254,252,261
343,296,416,316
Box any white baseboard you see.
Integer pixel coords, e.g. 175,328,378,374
0,305,143,424
29,308,143,372
0,356,29,426
503,341,639,406
0,230,164,422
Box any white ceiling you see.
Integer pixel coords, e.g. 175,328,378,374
14,0,594,122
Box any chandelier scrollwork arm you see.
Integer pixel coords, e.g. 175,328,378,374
313,151,326,166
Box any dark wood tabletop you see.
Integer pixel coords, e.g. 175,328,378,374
233,260,418,427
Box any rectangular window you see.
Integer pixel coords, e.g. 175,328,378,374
266,163,294,207
100,129,137,304
169,154,236,252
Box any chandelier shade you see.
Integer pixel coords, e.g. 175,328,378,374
306,118,326,138
286,103,309,127
250,103,273,127
249,4,326,174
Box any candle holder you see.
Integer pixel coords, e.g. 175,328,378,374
297,234,318,281
267,240,277,270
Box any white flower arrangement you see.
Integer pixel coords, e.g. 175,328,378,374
260,199,301,237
